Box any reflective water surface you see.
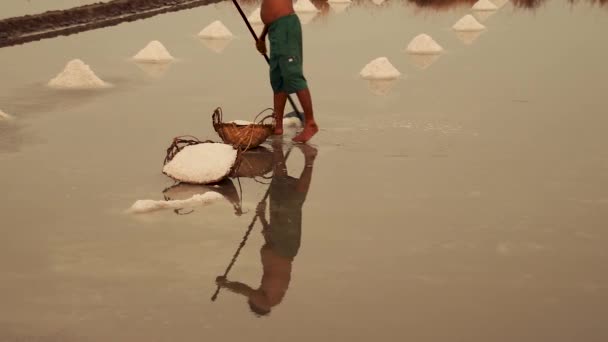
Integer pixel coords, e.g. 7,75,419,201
1,0,608,341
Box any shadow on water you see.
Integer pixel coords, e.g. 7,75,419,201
203,137,318,317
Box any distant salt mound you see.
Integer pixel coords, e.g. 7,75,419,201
248,7,263,24
198,20,234,39
406,34,443,54
48,59,110,89
452,14,486,32
294,0,320,13
372,0,386,5
472,0,498,10
359,57,401,80
128,192,223,214
329,2,351,13
133,40,175,63
0,109,13,121
163,143,237,184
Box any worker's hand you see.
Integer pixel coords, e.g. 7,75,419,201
256,39,267,55
216,276,228,286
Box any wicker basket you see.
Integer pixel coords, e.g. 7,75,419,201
212,107,275,150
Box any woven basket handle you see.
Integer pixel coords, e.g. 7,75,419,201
212,107,223,129
254,108,275,126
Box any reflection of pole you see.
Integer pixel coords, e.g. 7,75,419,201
230,0,301,115
211,147,293,302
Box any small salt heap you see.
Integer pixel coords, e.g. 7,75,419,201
48,59,110,89
452,14,486,32
228,120,253,125
359,57,401,80
198,20,234,39
472,0,498,11
128,192,223,214
0,109,13,121
163,143,237,184
132,41,175,63
248,8,263,24
294,0,320,13
406,34,443,54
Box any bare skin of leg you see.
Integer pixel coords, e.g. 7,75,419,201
273,92,288,135
292,88,319,143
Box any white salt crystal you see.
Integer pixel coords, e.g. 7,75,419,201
248,8,263,24
48,59,109,89
198,20,234,39
163,143,237,184
228,120,253,125
128,192,223,214
133,40,175,63
452,15,486,32
406,33,443,54
473,0,498,11
294,0,320,13
0,109,13,121
359,57,401,80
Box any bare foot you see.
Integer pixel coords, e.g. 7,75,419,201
293,122,319,143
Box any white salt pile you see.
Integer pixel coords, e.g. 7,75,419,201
198,20,234,39
228,120,253,125
406,34,443,54
248,8,263,24
128,192,223,214
452,15,486,31
0,109,13,121
48,59,109,89
163,143,237,184
132,40,175,63
472,0,498,11
294,0,320,13
359,57,401,80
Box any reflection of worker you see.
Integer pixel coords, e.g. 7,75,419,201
216,140,318,316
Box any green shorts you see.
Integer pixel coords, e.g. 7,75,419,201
268,14,308,94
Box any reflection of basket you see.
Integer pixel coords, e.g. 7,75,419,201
231,146,274,178
212,107,275,150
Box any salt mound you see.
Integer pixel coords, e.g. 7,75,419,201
228,120,253,125
372,0,386,5
406,34,443,54
452,15,486,32
48,59,109,89
128,192,223,214
248,8,263,24
0,109,13,121
473,0,498,11
198,20,234,39
359,57,401,80
133,40,175,63
163,143,237,184
294,0,320,13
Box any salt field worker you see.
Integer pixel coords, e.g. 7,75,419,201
215,140,318,316
255,0,319,142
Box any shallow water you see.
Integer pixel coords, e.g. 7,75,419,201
1,1,608,341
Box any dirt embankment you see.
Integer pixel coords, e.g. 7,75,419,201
0,0,223,48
